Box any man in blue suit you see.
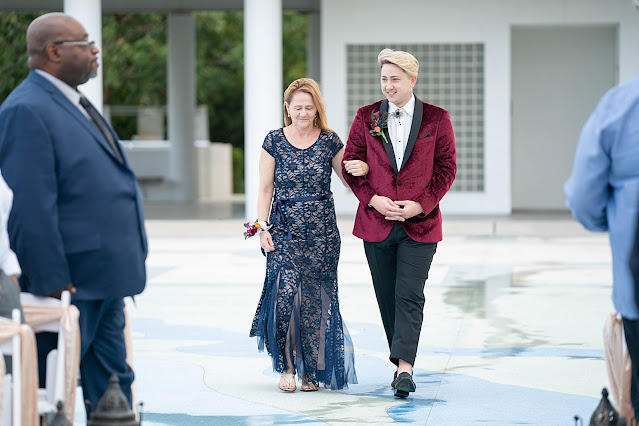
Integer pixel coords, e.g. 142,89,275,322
0,13,147,412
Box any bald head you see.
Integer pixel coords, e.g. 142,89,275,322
27,13,84,68
26,13,99,89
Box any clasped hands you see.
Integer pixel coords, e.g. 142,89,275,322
369,195,423,222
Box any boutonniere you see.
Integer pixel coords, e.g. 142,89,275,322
369,111,389,143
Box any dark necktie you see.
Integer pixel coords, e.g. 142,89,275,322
79,96,124,163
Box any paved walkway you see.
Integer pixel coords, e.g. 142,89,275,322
73,205,613,425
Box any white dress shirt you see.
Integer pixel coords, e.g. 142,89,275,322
388,94,416,172
0,170,21,276
34,69,90,120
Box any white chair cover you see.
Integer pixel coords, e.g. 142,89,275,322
0,319,38,426
604,312,635,422
22,301,80,422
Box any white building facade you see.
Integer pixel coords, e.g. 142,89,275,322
320,0,639,215
2,0,638,216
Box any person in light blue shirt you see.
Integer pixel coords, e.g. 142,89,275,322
565,75,639,418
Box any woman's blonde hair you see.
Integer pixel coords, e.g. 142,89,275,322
378,48,419,78
283,78,333,133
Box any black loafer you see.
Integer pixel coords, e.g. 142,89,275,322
393,372,416,398
390,370,398,387
395,388,409,398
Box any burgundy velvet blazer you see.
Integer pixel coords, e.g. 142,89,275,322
343,97,457,243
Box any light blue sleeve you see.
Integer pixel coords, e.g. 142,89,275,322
564,98,612,232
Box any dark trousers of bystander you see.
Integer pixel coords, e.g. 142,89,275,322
36,297,133,415
623,317,639,419
76,298,133,413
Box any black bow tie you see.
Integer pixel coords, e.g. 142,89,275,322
392,108,404,125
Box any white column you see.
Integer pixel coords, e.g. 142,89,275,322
64,0,103,111
167,13,197,201
306,13,321,83
244,0,282,219
619,17,639,83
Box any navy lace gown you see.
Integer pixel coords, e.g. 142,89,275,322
250,128,357,389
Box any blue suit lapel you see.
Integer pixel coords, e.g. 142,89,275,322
379,100,399,175
29,72,128,167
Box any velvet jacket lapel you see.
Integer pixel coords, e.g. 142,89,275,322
401,96,424,170
379,99,398,174
379,96,425,174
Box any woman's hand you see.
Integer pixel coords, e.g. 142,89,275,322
343,160,369,177
260,230,275,252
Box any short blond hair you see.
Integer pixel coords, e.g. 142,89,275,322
378,48,419,78
283,78,334,133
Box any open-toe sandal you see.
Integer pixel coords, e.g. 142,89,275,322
301,381,319,392
278,373,296,392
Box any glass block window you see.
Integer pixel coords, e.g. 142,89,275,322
346,43,485,192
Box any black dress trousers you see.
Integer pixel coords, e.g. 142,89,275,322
364,221,437,366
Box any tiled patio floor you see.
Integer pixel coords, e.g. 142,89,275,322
72,203,613,425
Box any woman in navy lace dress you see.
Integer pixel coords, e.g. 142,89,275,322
250,78,365,392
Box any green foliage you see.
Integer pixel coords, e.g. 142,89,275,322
102,13,168,139
102,13,168,106
195,12,244,149
283,12,307,88
0,12,42,103
194,11,307,192
232,146,245,193
195,11,308,150
0,11,307,193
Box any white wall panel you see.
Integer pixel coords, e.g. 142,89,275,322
322,0,639,215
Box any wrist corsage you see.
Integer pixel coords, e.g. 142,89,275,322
243,220,272,239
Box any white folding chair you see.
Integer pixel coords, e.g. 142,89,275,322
20,291,70,416
0,309,23,426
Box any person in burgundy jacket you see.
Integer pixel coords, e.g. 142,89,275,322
342,48,456,398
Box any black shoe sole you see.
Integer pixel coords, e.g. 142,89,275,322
394,389,409,398
393,373,416,397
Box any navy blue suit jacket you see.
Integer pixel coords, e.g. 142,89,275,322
0,70,147,301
